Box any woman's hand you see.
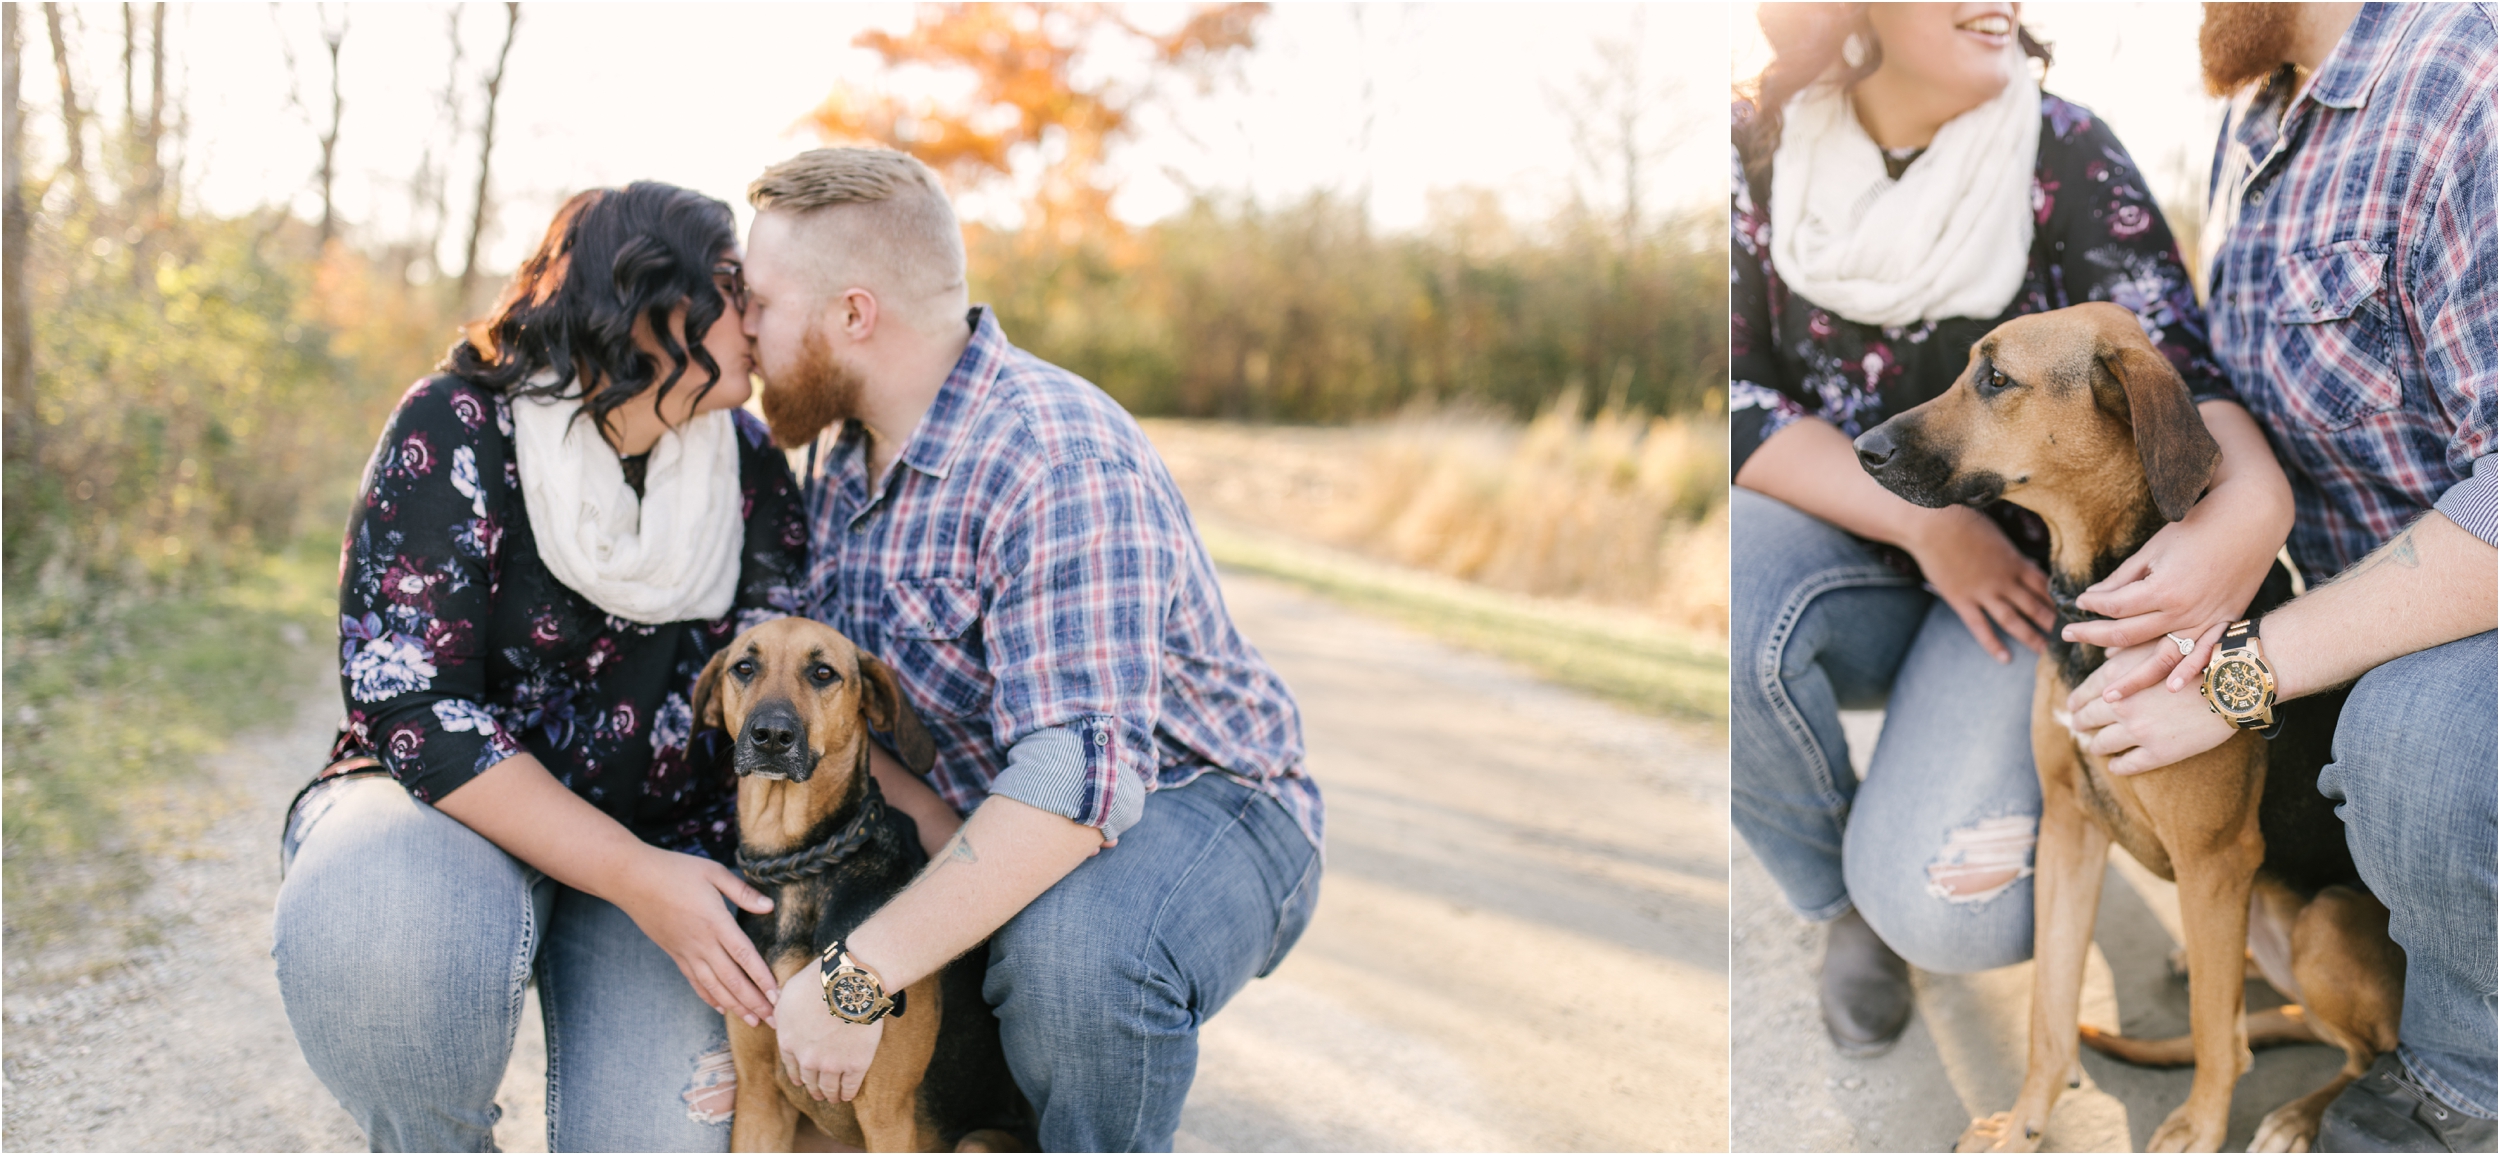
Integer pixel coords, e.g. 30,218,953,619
611,846,780,1026
776,964,885,1102
2060,514,2277,693
1902,505,2057,663
2064,639,2238,775
2063,400,2292,700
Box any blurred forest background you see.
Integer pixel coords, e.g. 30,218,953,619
1,3,1726,931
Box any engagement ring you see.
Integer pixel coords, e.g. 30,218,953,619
2165,632,2195,657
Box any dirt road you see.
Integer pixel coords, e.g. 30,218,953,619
1730,712,2348,1152
2,569,1727,1152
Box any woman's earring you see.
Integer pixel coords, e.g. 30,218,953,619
1841,32,1869,69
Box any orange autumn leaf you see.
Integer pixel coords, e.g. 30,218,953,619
803,3,1263,235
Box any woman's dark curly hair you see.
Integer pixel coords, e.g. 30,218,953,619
1736,4,2052,197
445,181,739,439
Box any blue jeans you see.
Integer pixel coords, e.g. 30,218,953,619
986,771,1322,1152
1732,488,2042,972
272,775,733,1152
2319,630,2498,1118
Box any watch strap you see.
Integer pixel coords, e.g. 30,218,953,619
2207,618,2280,735
819,938,906,1021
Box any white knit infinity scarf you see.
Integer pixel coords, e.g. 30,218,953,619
510,383,742,625
1769,48,2041,328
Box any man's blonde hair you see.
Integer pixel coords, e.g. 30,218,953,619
748,148,968,332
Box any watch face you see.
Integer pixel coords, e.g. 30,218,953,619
2210,658,2267,714
828,969,883,1020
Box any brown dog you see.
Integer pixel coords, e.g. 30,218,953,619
692,617,1025,1152
1854,302,2404,1153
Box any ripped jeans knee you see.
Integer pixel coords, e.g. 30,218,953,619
682,1043,737,1126
1846,809,2041,975
1926,814,2037,904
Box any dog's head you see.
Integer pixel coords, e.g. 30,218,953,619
691,617,937,784
1852,302,2220,525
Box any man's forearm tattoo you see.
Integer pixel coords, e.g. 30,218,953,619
2330,523,2423,585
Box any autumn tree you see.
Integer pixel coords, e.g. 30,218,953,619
804,3,1263,241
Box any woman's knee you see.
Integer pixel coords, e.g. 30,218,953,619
274,777,537,1033
1844,819,2036,974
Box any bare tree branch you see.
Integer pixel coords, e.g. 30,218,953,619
458,2,518,306
41,3,80,187
6,1,36,477
314,4,345,247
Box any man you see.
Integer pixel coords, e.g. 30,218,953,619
735,147,1323,1150
2067,4,2496,1150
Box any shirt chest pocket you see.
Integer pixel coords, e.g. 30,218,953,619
882,577,989,719
2266,243,2405,430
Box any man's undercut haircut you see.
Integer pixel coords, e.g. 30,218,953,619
748,148,968,332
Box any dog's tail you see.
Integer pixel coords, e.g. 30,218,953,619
2079,1006,2321,1067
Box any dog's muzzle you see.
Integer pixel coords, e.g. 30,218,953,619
733,701,818,781
1855,419,2004,509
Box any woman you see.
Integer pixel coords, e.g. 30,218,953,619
1729,3,2293,1056
271,182,949,1151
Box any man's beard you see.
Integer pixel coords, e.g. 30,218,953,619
758,326,865,451
2200,3,2298,96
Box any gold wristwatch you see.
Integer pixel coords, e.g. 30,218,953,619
2199,617,2282,737
819,939,906,1023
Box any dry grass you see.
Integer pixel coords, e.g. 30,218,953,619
1145,401,1730,638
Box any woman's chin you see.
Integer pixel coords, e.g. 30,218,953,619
700,374,756,414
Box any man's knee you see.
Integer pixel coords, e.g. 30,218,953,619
2327,633,2498,823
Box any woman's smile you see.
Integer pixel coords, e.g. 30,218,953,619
1954,6,2015,52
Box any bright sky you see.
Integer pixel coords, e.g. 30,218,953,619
1735,3,2228,217
21,3,1730,278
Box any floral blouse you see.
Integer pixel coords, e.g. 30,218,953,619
1731,93,2231,560
323,376,808,863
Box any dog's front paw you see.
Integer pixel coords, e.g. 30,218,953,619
2246,1099,2323,1153
2146,1104,2228,1152
1956,1111,2045,1153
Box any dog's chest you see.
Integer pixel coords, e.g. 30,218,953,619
2048,673,2178,881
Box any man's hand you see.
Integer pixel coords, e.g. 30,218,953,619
2065,639,2239,775
2064,400,2293,678
774,963,884,1102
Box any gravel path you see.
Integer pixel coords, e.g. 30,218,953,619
3,569,1725,1152
1729,712,2347,1152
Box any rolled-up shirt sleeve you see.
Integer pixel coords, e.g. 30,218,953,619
978,458,1172,842
2434,454,2498,547
335,382,526,803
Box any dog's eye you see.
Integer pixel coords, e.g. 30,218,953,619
1979,367,2012,396
811,663,839,686
732,658,756,679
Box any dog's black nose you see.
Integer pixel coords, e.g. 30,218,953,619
743,705,803,755
752,721,795,752
1855,426,1897,471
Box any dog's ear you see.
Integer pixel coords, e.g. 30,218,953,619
2097,334,2219,522
856,653,938,775
692,645,733,735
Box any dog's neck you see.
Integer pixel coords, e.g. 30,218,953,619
2009,484,2169,686
736,736,869,856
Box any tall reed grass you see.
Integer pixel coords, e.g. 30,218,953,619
1144,399,1731,638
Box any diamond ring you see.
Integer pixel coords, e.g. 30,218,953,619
2165,632,2195,657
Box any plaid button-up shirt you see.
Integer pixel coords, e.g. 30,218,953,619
799,308,1320,849
2201,2,2496,583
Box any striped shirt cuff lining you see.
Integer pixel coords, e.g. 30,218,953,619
985,724,1147,843
2432,455,2497,548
